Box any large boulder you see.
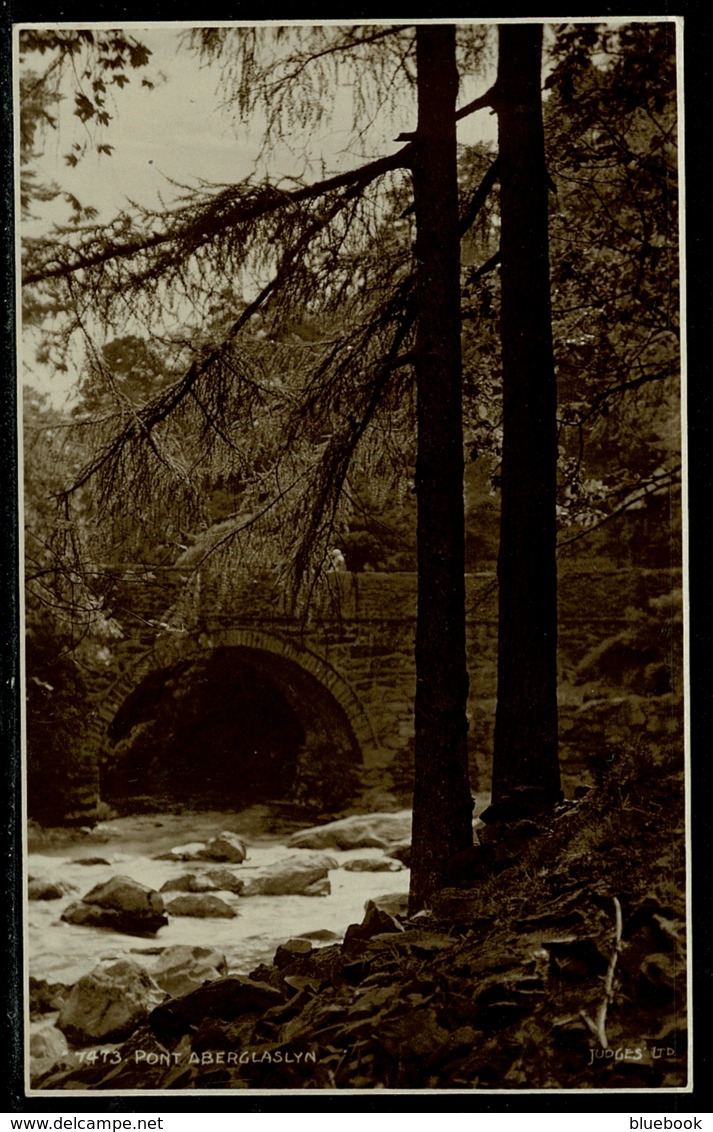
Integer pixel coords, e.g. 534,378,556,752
62,875,167,936
57,959,164,1046
164,893,238,918
159,869,245,895
205,868,245,894
151,945,227,998
288,811,412,851
154,832,247,863
196,832,248,863
239,853,336,897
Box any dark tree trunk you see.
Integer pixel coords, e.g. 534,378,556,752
491,23,561,817
409,25,473,913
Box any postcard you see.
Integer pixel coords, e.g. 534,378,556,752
13,17,689,1099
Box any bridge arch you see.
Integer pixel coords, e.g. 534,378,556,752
202,627,380,758
96,627,380,811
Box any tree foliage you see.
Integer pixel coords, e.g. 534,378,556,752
19,31,154,153
23,389,121,820
21,21,680,571
547,22,680,541
20,23,681,892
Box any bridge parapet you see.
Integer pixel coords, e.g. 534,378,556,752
107,564,678,628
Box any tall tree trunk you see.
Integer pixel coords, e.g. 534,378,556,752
409,24,473,913
491,23,561,817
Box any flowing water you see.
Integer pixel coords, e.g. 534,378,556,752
26,806,411,988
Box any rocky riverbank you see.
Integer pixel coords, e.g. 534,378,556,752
30,746,687,1092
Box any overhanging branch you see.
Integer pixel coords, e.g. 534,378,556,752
577,370,672,426
558,464,681,550
58,185,373,498
23,144,413,287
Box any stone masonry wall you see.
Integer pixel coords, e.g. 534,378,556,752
74,565,683,815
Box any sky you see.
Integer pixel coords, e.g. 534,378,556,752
22,27,281,230
20,24,499,234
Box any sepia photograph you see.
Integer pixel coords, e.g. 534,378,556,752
15,17,688,1096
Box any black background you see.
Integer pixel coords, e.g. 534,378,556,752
2,1,710,1114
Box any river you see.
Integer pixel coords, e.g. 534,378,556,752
26,806,411,988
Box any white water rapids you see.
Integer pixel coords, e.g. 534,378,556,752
26,807,411,988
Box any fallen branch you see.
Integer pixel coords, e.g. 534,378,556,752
580,895,623,1049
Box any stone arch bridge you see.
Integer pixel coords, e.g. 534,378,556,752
69,566,675,818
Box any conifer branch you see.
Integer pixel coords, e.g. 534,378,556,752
23,146,413,287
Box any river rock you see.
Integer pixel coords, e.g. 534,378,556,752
205,868,245,894
57,958,164,1046
164,893,238,918
62,875,167,936
273,938,313,969
385,841,411,867
153,842,209,861
29,977,70,1016
303,876,331,897
343,900,405,949
154,833,247,863
196,832,247,863
151,945,227,998
159,869,244,895
288,811,411,851
299,928,341,942
28,877,76,901
239,853,336,897
29,1019,69,1078
149,976,284,1044
159,873,217,894
343,857,404,872
368,893,410,919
